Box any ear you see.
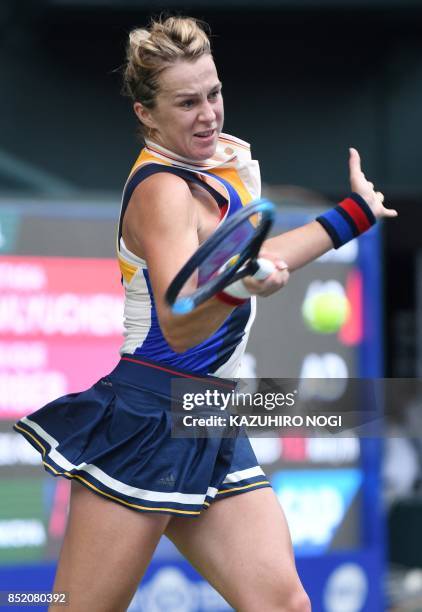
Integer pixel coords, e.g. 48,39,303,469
133,102,156,130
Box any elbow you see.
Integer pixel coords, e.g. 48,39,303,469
170,342,191,354
161,321,194,354
166,334,191,354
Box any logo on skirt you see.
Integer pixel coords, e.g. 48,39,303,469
158,473,176,487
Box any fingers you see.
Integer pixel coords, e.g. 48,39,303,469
275,259,289,271
383,207,398,218
349,147,360,162
348,152,398,219
258,249,289,271
246,250,290,296
349,147,361,178
375,191,398,217
243,266,289,297
256,268,290,297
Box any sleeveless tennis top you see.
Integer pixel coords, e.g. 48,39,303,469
117,133,261,378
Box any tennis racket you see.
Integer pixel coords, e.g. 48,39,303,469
165,199,276,314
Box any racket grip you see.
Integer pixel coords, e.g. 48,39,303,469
252,258,276,280
222,258,276,299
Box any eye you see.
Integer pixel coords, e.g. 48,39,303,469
209,89,221,100
180,99,194,108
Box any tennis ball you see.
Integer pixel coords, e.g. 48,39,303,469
302,291,350,334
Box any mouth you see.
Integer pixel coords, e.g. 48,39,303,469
194,129,216,139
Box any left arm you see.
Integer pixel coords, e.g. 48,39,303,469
260,148,398,272
264,221,332,273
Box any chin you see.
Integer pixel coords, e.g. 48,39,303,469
191,142,218,161
194,151,215,161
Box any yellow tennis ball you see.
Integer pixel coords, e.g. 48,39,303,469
302,292,350,334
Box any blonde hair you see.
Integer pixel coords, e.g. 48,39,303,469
123,16,212,111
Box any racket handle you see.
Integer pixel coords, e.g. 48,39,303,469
222,258,276,299
252,257,276,280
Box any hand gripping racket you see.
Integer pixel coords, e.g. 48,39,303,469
165,199,276,314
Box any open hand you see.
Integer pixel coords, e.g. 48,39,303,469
349,148,398,219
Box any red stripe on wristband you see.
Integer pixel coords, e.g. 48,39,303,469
340,198,372,233
215,291,247,306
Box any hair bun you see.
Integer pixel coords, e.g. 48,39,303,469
128,29,150,55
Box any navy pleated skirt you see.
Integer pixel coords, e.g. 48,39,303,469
14,354,270,516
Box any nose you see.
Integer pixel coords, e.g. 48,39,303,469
198,99,216,123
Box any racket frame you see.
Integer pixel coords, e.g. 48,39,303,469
166,199,275,314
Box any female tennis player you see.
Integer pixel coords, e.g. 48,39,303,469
14,16,397,612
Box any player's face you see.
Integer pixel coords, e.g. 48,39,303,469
136,55,224,160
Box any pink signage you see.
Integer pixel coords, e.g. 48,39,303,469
0,256,125,419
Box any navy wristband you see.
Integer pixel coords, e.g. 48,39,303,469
316,193,376,249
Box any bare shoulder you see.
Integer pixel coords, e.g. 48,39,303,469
123,171,198,259
128,171,196,226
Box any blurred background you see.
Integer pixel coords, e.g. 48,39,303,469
0,0,422,610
